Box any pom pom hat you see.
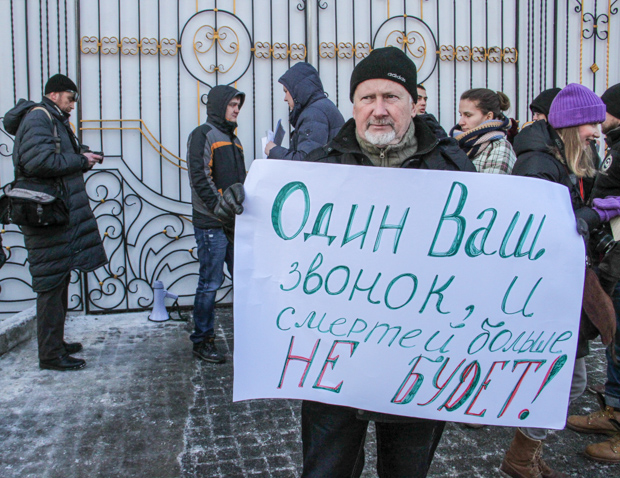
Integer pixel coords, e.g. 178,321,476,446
349,47,418,103
548,83,606,129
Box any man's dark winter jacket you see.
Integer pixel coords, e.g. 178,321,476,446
3,97,107,292
306,116,476,173
268,63,345,161
592,126,620,199
512,120,600,231
187,85,247,230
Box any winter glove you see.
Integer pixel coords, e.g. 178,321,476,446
214,183,245,226
592,196,620,222
214,183,245,244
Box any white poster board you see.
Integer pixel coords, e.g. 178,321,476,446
233,159,585,429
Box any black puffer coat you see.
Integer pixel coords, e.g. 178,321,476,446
512,120,600,231
3,97,107,292
268,62,345,161
513,120,599,358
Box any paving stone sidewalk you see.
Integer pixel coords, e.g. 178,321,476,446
0,308,616,477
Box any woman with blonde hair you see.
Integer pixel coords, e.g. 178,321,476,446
501,83,620,478
451,88,517,174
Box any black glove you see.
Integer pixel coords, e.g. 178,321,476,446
214,183,245,226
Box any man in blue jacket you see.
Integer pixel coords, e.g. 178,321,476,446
265,62,344,161
186,85,246,364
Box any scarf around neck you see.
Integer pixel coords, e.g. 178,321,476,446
356,121,418,168
451,117,510,159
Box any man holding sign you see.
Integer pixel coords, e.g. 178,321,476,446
219,47,475,477
296,47,476,478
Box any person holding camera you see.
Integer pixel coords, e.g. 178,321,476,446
498,83,619,478
3,74,107,371
566,83,620,464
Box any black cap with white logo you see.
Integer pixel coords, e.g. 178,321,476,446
349,47,418,103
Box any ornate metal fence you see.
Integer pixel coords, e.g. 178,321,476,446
0,0,618,317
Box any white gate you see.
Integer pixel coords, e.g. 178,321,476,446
0,0,618,316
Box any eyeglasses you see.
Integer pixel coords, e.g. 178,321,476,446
65,90,79,102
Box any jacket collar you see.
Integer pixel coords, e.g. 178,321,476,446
41,96,71,121
606,126,620,148
327,116,439,164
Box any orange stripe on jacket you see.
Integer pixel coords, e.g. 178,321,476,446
211,141,232,155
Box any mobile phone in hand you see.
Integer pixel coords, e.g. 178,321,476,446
92,151,104,163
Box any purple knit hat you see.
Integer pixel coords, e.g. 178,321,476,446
548,83,606,128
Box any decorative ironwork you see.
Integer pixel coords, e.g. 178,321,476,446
438,45,517,63
386,29,427,68
80,36,180,56
0,170,231,314
179,9,253,87
83,169,231,312
575,1,583,13
583,11,609,40
121,37,139,55
0,120,14,157
101,36,119,55
193,25,239,73
252,41,306,59
80,119,187,170
372,15,438,84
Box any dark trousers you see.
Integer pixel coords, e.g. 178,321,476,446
301,400,446,478
36,275,70,360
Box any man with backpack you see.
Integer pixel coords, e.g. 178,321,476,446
3,74,107,371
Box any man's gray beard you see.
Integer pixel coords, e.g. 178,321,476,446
364,128,396,146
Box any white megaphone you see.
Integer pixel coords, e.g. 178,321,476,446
148,280,179,322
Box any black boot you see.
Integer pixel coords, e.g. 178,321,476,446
193,337,226,364
40,354,86,371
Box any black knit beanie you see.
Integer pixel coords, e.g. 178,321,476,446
529,87,561,116
44,74,78,94
601,83,620,119
350,47,418,102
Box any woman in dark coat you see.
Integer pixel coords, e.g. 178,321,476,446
500,83,619,478
265,62,344,161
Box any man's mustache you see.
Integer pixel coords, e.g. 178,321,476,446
367,119,394,128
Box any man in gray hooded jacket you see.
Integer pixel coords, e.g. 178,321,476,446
186,85,246,364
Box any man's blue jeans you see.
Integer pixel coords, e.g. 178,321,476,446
191,227,233,344
606,281,620,408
